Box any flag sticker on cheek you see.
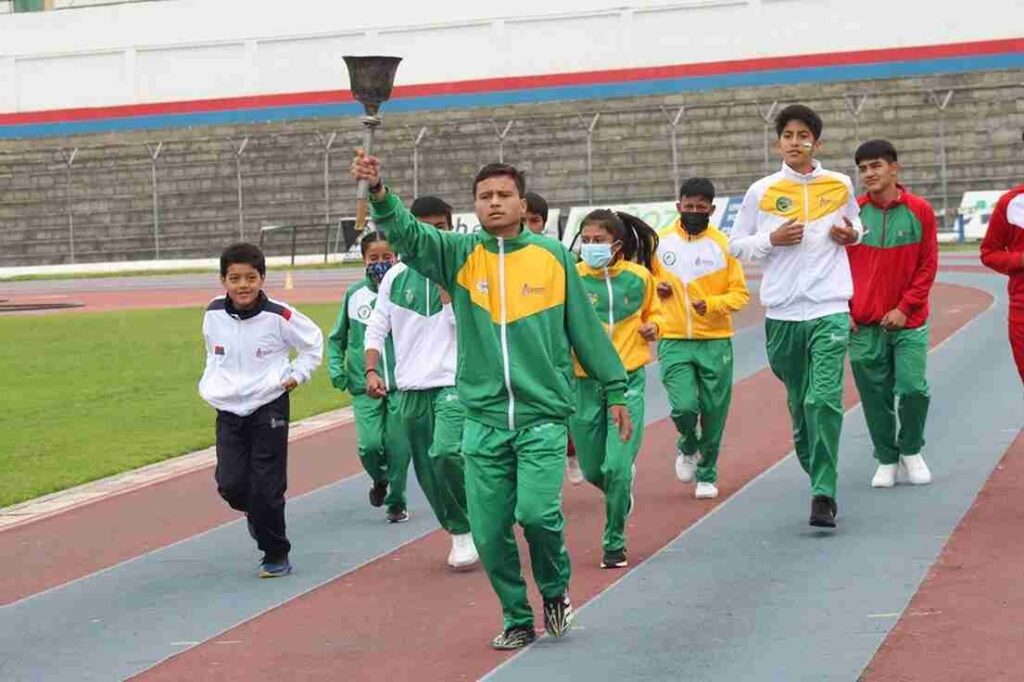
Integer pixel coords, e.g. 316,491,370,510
214,345,225,356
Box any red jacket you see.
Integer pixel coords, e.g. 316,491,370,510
980,184,1024,322
847,187,938,328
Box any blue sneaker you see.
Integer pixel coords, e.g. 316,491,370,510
259,556,292,578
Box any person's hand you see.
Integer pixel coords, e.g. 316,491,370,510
365,370,388,398
692,300,708,316
850,317,859,334
770,218,804,246
830,216,859,245
656,282,673,299
438,286,452,305
350,148,382,192
281,377,299,392
880,308,908,331
610,405,633,443
639,322,658,342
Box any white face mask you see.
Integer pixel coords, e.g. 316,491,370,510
581,243,613,268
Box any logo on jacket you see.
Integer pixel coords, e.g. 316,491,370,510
255,347,271,359
404,289,414,304
476,280,489,294
775,196,793,212
357,304,372,321
662,251,678,266
588,292,599,306
214,345,225,355
694,255,715,267
521,283,546,296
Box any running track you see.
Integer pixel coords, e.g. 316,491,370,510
1,255,1021,681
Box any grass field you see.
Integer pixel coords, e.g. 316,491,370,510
0,302,348,508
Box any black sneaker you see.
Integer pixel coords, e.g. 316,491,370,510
259,555,293,578
601,549,628,569
491,625,537,650
809,495,837,528
386,508,410,524
246,514,258,542
542,594,575,638
368,480,388,508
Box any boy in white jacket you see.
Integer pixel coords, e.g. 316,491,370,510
728,104,863,528
199,243,323,577
364,196,479,570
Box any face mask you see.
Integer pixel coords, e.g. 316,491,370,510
580,243,613,269
366,261,393,287
680,211,710,235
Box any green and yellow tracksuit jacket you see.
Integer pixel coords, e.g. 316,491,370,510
574,259,665,375
370,190,628,430
326,277,397,395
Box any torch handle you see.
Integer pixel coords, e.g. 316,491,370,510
355,121,377,230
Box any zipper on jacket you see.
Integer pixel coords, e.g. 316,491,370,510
802,181,811,320
881,207,888,246
604,268,615,338
683,285,693,338
425,278,431,317
498,238,516,430
381,343,391,393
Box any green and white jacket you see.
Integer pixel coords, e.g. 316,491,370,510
326,277,397,395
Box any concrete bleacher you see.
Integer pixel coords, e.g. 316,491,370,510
0,68,1021,266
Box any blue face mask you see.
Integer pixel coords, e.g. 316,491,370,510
580,243,613,269
366,261,393,287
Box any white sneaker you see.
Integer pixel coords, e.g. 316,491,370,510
675,452,697,483
871,463,898,488
448,533,479,569
900,454,932,485
566,456,584,486
694,482,719,499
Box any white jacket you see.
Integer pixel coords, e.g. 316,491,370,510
365,262,456,391
729,161,864,321
199,292,323,416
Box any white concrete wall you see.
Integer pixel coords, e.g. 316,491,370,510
0,0,1020,113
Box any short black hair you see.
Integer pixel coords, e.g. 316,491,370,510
220,242,265,278
775,104,823,140
855,139,899,165
678,177,716,202
359,230,389,256
524,191,548,222
410,195,453,227
473,163,526,197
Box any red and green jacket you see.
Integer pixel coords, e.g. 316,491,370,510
847,187,938,328
980,185,1024,323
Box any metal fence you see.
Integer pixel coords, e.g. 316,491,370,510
0,79,1021,266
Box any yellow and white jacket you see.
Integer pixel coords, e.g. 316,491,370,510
651,221,749,339
728,161,864,321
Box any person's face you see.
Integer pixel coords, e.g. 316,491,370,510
475,176,526,233
677,195,714,215
362,241,395,265
417,213,451,231
580,223,621,259
857,158,900,194
524,211,546,235
221,262,264,310
777,119,819,168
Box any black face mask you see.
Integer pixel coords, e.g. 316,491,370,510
680,211,710,235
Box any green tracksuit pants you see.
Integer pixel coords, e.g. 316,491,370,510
765,313,849,499
386,387,470,534
658,338,734,484
351,392,406,512
848,323,930,464
463,418,570,629
569,368,646,553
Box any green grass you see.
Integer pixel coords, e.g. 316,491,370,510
2,260,362,282
0,302,349,507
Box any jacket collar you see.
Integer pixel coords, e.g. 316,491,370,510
578,257,628,278
667,216,716,242
863,183,908,210
779,159,824,182
224,290,267,320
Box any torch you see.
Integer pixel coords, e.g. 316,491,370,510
343,55,402,230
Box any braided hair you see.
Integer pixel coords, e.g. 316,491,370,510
579,209,659,271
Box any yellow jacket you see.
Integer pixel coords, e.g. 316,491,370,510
650,220,749,339
575,259,665,375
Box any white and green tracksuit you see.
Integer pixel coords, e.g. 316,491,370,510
326,277,403,511
364,262,469,534
729,161,864,500
371,190,628,630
